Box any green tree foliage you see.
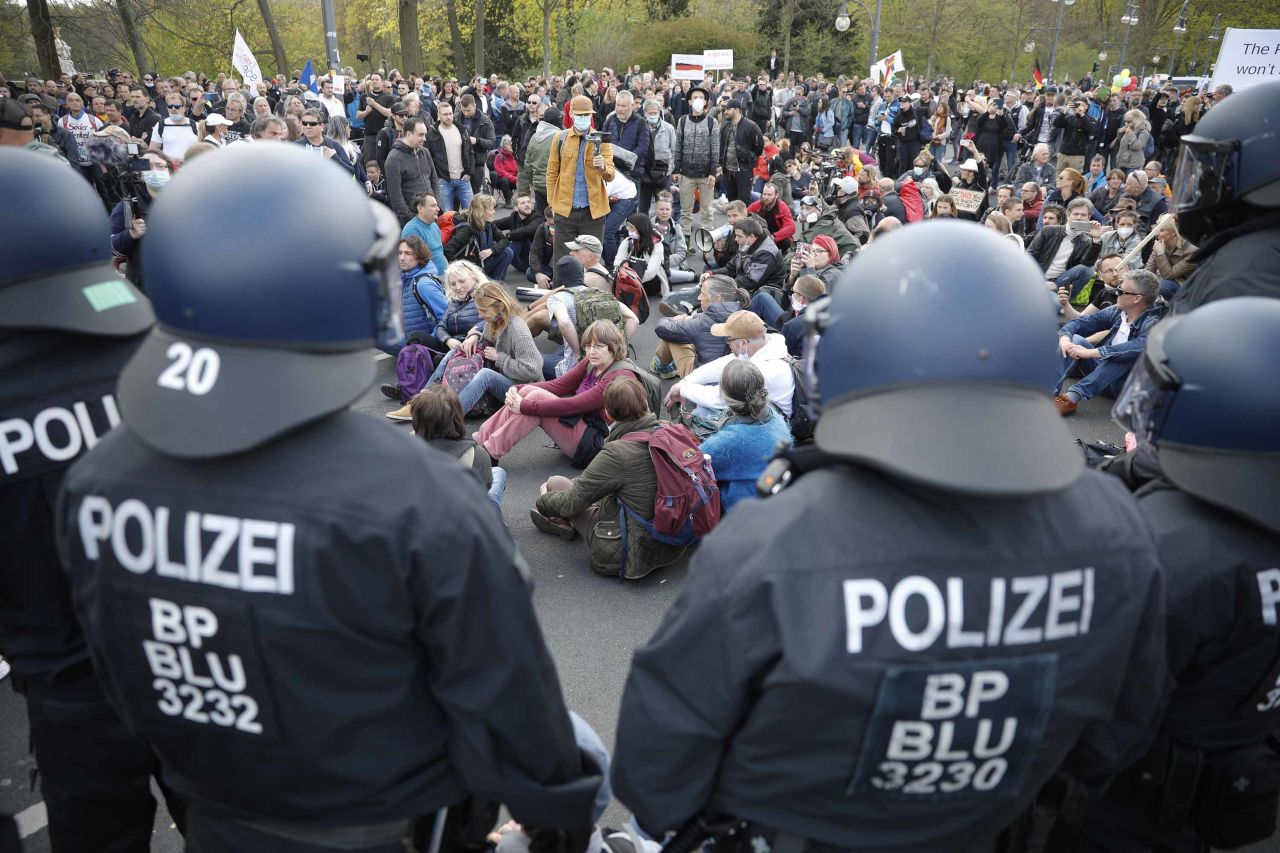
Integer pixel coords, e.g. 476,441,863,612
625,17,759,76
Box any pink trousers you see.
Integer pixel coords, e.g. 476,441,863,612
474,387,587,459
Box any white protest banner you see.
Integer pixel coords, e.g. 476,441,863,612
869,49,905,86
331,74,345,92
672,54,706,81
231,30,264,91
1209,28,1280,92
704,49,734,71
952,188,985,215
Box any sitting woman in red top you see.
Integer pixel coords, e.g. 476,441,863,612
473,319,641,467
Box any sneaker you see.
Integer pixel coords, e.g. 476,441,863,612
0,656,9,681
1053,394,1078,417
386,403,412,421
658,300,695,318
649,357,678,380
530,509,578,540
380,383,402,400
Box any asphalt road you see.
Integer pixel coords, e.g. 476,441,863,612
5,207,1252,852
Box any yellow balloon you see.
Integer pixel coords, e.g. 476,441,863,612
1121,67,1131,78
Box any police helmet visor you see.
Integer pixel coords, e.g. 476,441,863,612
1171,137,1238,214
1111,316,1180,445
366,203,407,352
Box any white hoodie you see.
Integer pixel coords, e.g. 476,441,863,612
677,332,794,416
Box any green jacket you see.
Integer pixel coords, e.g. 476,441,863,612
535,414,687,579
524,120,560,195
797,207,860,257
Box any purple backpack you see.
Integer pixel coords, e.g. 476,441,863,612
395,344,436,403
442,349,499,416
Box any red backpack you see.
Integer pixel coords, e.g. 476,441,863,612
614,423,721,576
437,210,456,246
613,262,650,323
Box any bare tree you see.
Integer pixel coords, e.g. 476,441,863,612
255,0,288,76
533,0,560,77
114,0,151,76
473,0,484,77
779,0,799,74
26,0,59,79
399,0,422,75
444,0,465,75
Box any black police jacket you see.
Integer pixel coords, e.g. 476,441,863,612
0,330,141,685
1170,215,1280,315
55,410,600,829
1138,483,1280,750
612,464,1168,850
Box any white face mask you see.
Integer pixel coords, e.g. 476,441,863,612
1117,226,1134,239
806,212,818,223
627,230,638,241
690,99,705,114
572,115,591,132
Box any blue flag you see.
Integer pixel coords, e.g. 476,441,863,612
300,59,318,94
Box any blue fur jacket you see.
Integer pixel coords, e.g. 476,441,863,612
700,411,793,514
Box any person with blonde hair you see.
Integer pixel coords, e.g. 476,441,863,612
1111,109,1151,172
474,320,644,467
1146,214,1198,299
444,193,513,280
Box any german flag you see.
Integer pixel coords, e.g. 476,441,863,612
1033,58,1045,90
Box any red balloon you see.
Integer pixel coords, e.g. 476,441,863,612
1124,76,1138,91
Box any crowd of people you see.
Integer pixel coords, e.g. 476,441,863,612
2,48,1279,853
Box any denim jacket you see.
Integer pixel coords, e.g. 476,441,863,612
1059,303,1163,362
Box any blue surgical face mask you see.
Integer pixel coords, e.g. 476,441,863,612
573,115,591,133
143,170,170,190
645,114,659,126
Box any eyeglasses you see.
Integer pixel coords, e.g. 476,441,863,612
301,120,321,126
1113,289,1142,297
167,103,184,109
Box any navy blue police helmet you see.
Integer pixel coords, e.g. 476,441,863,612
0,148,154,336
803,220,1080,495
1172,80,1280,243
117,144,402,458
1113,297,1280,534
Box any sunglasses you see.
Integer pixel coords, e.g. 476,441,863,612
1114,289,1142,297
167,103,184,109
301,120,321,126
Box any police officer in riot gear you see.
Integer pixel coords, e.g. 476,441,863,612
611,221,1169,852
1167,79,1280,311
1050,297,1280,852
54,145,602,852
0,147,175,852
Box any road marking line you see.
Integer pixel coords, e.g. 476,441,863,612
374,352,392,361
16,801,47,838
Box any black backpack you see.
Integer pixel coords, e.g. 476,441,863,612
784,356,815,444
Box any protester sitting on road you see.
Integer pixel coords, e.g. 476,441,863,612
1028,197,1103,282
933,195,957,218
537,256,640,379
524,235,616,337
1039,167,1104,227
394,282,543,420
698,360,793,514
1098,208,1143,269
1040,203,1065,228
651,193,695,286
400,235,447,342
474,320,643,468
1056,252,1125,321
745,182,795,254
1145,215,1198,299
794,194,860,257
526,204,556,285
665,310,794,421
530,376,687,579
1054,268,1162,416
983,212,1029,249
651,275,745,379
951,147,989,221
786,233,845,293
722,217,786,301
762,273,826,357
426,259,484,361
410,385,507,505
444,193,514,281
613,213,667,296
1090,168,1128,219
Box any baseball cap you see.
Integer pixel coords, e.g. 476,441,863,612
710,310,766,339
0,98,33,130
390,101,409,116
570,95,594,114
204,113,233,127
834,176,858,195
92,124,133,142
564,234,603,255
